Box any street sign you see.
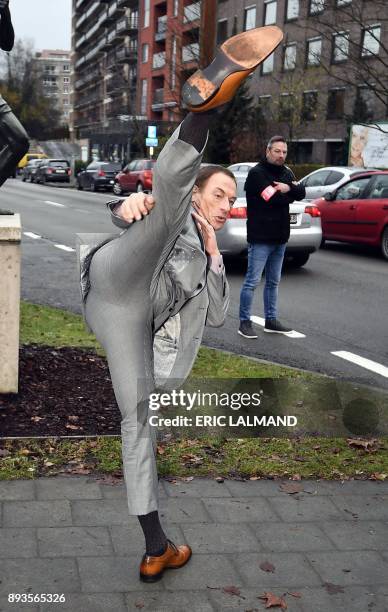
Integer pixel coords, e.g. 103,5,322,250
146,137,158,147
147,125,157,138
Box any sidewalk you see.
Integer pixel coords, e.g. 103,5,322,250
0,476,387,612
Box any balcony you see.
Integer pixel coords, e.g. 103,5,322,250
116,16,138,36
116,46,138,63
108,0,124,18
183,2,200,23
182,43,199,63
117,0,138,7
152,51,166,69
152,88,164,111
100,32,115,51
155,16,167,42
106,78,125,95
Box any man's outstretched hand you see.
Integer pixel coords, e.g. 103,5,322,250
115,192,155,223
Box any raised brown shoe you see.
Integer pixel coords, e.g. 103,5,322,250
139,540,192,583
182,25,283,112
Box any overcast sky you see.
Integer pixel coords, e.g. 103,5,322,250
10,0,72,51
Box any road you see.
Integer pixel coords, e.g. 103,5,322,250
1,178,387,391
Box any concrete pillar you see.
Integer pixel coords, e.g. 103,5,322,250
0,213,21,393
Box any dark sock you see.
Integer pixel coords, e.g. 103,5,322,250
178,111,212,153
137,510,168,556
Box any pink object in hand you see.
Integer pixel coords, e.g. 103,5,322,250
260,185,277,201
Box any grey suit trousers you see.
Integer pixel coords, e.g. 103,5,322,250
84,126,205,515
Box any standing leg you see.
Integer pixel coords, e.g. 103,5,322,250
263,243,286,320
0,96,29,188
239,242,270,320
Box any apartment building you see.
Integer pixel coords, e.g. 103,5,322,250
35,49,71,125
217,0,387,164
71,0,140,160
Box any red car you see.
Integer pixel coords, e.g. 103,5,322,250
315,170,388,260
113,159,155,195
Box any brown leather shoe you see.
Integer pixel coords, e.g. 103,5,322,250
139,540,192,583
182,25,283,112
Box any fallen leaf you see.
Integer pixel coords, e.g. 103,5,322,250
20,449,31,455
258,591,287,609
370,473,387,481
43,461,55,467
215,476,224,483
181,476,194,482
287,591,302,598
323,582,345,594
347,438,377,450
222,585,243,597
65,424,83,431
31,416,45,422
67,415,79,422
260,561,275,573
279,482,303,494
157,445,165,454
291,474,302,481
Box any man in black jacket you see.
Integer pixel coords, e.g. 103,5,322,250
0,0,29,187
238,135,306,338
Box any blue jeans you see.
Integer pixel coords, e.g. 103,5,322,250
239,242,286,321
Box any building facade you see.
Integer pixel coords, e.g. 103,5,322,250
35,49,71,125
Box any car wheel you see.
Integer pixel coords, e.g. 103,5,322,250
113,181,123,196
288,253,310,268
76,180,83,191
381,226,388,261
136,182,144,192
320,237,326,249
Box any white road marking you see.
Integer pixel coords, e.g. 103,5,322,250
331,351,388,378
250,315,306,338
54,244,75,252
74,208,89,214
23,231,41,239
43,200,66,207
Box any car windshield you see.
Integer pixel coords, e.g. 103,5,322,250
145,160,155,169
236,177,246,198
49,161,69,168
100,163,122,171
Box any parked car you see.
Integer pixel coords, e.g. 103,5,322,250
228,162,256,174
217,172,322,266
113,159,155,195
76,161,122,192
314,170,388,260
34,159,71,184
300,166,377,201
22,159,44,182
17,152,47,171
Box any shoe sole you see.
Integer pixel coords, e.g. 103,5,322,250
238,330,258,339
182,26,283,112
264,329,293,336
139,549,192,583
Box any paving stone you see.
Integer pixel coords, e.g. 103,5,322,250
224,479,292,497
207,586,304,611
110,523,184,556
203,497,276,523
163,478,231,498
38,593,127,612
266,495,345,522
181,523,260,553
306,550,388,585
0,528,37,557
0,558,80,594
0,598,38,612
77,556,164,592
234,552,321,588
161,554,241,590
297,585,388,612
125,590,215,611
3,500,72,527
252,522,335,552
100,479,167,499
331,494,388,520
71,498,129,526
36,476,102,500
37,526,113,557
321,520,388,550
0,479,35,501
309,480,388,495
158,497,211,523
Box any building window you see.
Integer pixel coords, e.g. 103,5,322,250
258,95,272,120
286,0,299,21
140,79,147,114
302,91,318,121
63,77,70,83
332,32,349,62
141,43,149,63
262,53,274,74
217,19,228,44
63,64,70,72
264,0,277,25
279,93,293,121
143,0,150,27
362,25,381,57
309,0,324,14
306,37,322,65
284,43,296,70
356,86,375,121
63,86,69,94
244,6,256,31
327,88,345,119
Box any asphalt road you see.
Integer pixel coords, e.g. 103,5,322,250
1,178,387,391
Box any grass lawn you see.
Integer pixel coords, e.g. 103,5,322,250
0,301,386,482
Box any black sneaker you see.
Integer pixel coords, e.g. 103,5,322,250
264,319,293,335
238,320,258,339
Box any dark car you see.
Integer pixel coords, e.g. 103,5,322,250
76,161,122,192
22,159,44,182
113,159,155,195
34,159,71,184
315,170,388,260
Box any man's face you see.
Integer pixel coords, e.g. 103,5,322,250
266,141,287,165
193,172,237,231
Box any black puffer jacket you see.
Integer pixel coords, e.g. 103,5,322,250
244,159,306,244
0,3,14,52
